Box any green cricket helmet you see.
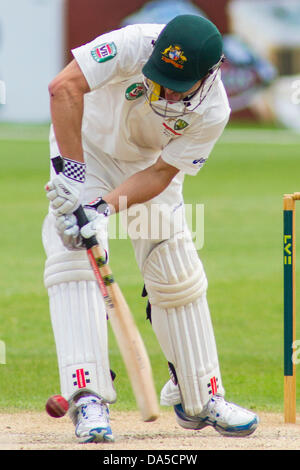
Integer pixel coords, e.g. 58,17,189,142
142,15,224,117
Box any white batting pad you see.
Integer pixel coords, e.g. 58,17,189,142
44,251,116,404
143,232,224,416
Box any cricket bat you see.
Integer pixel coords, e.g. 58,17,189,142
76,207,159,422
51,158,159,421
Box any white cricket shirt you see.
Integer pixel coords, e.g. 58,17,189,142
71,23,231,176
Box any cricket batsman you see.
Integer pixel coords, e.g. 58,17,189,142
43,14,259,443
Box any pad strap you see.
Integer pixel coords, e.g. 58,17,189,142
143,233,207,308
44,251,95,288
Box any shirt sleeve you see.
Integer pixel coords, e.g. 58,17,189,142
71,24,163,91
161,114,229,176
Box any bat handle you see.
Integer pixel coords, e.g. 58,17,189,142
73,206,98,249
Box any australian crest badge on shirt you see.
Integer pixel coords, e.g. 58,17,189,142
162,118,189,137
91,42,117,63
174,119,189,130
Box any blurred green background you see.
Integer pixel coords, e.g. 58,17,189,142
0,122,300,415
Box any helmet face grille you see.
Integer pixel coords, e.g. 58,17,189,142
143,57,224,119
143,77,190,118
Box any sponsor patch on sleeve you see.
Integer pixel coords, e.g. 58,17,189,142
125,83,145,100
91,42,117,63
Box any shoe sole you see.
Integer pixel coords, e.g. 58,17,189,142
174,405,209,430
215,417,259,437
77,428,115,444
175,415,209,430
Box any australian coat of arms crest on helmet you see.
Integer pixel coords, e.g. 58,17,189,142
161,45,187,69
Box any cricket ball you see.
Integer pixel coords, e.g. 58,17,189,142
45,394,69,418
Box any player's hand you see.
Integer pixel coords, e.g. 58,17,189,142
55,198,109,250
55,213,82,250
45,157,86,215
80,198,110,241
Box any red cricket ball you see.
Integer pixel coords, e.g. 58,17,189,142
45,394,69,418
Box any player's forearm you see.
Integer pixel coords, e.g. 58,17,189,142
49,85,84,163
105,173,166,213
48,60,90,164
105,161,179,213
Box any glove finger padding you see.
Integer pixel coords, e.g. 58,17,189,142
55,213,78,233
55,214,82,250
55,207,109,252
80,212,108,240
80,198,110,243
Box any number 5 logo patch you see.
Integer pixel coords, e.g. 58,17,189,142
91,42,117,63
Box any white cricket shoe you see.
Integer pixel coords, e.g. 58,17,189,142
174,395,258,437
74,395,114,443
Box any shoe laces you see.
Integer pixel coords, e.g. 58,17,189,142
79,398,108,423
204,395,235,420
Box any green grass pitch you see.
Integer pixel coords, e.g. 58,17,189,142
0,123,300,415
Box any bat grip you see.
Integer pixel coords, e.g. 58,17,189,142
51,156,98,250
73,206,98,249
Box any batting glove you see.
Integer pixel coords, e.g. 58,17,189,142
55,213,82,250
55,197,110,251
80,197,110,241
45,156,86,215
